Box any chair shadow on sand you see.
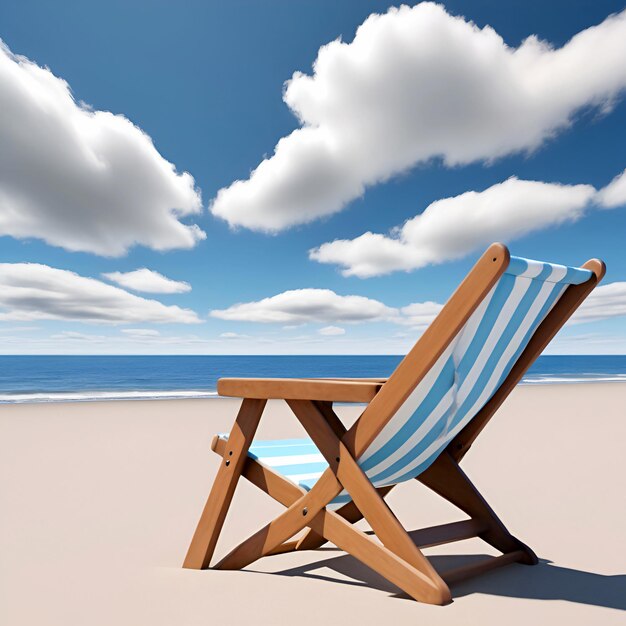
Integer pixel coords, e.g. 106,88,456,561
259,535,625,610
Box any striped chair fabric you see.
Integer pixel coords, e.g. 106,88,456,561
218,255,591,508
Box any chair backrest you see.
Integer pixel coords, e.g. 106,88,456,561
357,246,596,488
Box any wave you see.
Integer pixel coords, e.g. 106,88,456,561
1,374,625,404
521,374,626,384
0,390,219,404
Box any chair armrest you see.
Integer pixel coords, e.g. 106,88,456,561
217,377,384,403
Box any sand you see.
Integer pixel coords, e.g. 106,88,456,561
1,384,624,625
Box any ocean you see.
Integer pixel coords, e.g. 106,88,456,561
0,354,624,404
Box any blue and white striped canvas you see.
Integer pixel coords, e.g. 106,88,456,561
219,255,591,508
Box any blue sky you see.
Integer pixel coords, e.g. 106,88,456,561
0,0,625,354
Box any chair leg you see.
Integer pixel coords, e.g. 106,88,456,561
211,440,450,604
417,452,537,564
312,508,451,605
287,398,450,598
183,398,267,569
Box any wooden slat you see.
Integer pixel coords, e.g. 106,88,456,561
410,519,486,548
363,519,485,545
264,540,301,556
442,550,527,585
217,378,383,402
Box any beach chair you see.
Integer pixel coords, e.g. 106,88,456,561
183,243,605,604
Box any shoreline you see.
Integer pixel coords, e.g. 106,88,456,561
0,378,625,405
1,354,624,405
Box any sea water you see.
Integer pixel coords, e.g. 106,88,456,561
0,354,624,403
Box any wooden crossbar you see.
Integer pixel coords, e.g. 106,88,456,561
362,519,487,548
442,550,528,585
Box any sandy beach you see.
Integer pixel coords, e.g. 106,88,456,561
1,384,624,625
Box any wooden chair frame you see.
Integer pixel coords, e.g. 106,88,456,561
183,244,605,605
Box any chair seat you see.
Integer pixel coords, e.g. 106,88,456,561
216,430,451,507
217,435,352,507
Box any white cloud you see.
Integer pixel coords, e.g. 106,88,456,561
0,325,40,332
570,282,626,324
209,279,624,338
121,328,162,337
211,3,626,231
0,331,224,355
318,325,346,336
50,331,108,342
219,332,250,339
210,288,445,331
596,168,626,208
210,288,397,324
311,178,595,277
397,302,443,329
548,332,626,355
50,330,111,345
0,40,204,256
0,263,201,324
103,269,191,293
